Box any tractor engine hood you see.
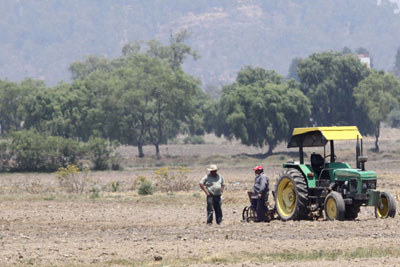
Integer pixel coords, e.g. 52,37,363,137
334,169,377,179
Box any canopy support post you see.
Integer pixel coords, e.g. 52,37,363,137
299,145,304,164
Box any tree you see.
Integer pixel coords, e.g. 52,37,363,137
65,34,202,158
297,51,372,133
0,79,36,134
393,47,400,78
341,47,352,55
106,53,201,158
69,55,112,80
354,71,400,151
236,66,283,86
215,67,310,156
287,57,301,81
146,29,199,72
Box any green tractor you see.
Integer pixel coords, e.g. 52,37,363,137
275,126,396,221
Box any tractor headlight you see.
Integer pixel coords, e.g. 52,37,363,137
362,182,368,190
361,180,376,191
368,180,376,189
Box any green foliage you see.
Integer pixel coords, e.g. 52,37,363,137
387,108,400,128
286,58,300,81
111,181,120,192
354,70,400,151
297,51,372,132
85,137,113,170
110,153,123,171
147,29,199,72
214,66,310,155
183,135,205,144
0,79,32,133
65,39,203,158
7,130,84,172
236,66,283,86
0,130,116,172
90,185,101,199
69,55,112,80
393,47,400,78
138,180,154,196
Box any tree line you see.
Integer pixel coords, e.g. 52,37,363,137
1,31,400,172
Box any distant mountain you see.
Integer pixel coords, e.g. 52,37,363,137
1,0,400,86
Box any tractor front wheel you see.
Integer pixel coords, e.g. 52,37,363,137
324,192,345,221
375,192,396,218
275,168,309,220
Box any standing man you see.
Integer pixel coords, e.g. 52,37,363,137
251,165,269,222
199,164,225,224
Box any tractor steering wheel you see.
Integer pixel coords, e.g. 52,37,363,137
324,154,337,160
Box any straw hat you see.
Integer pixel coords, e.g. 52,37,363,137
207,164,218,172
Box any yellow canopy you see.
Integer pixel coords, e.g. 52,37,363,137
288,126,362,148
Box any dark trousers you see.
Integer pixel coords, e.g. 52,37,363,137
206,195,222,224
251,198,266,222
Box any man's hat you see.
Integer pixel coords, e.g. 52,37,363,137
253,165,264,171
207,164,218,171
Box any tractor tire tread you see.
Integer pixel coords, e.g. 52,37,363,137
276,168,310,220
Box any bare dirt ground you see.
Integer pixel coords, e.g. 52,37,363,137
1,126,400,266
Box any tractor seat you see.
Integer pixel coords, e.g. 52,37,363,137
311,153,324,175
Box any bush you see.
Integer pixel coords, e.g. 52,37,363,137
138,180,154,195
387,108,400,128
0,130,118,172
111,181,120,192
85,137,117,170
56,164,91,193
7,130,85,172
154,166,191,193
183,135,205,144
110,152,123,170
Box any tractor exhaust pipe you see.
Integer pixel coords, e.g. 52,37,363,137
358,138,368,171
356,135,360,169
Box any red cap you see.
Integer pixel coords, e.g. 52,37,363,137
253,165,264,171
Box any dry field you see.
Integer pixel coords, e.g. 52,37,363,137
1,126,400,266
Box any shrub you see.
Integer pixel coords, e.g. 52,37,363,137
6,130,85,172
387,108,400,128
90,185,101,199
85,137,113,170
138,180,154,195
111,181,120,192
0,130,117,172
154,166,191,193
110,153,123,170
56,164,91,193
183,135,205,144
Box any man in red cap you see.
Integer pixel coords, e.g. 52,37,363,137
251,165,269,222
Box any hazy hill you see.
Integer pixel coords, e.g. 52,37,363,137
1,0,400,86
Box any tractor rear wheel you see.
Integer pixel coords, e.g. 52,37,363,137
345,204,360,220
375,192,396,218
324,192,345,221
275,168,310,220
